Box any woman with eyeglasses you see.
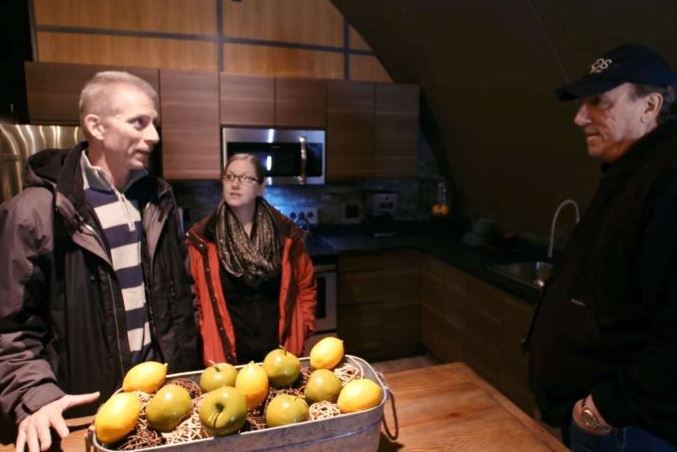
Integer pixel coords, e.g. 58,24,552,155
185,154,317,365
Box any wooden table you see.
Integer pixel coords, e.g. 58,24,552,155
378,362,567,451
1,362,566,451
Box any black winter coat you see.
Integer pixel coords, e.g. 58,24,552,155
0,143,200,440
528,121,677,446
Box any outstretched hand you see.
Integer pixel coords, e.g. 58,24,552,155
15,391,100,452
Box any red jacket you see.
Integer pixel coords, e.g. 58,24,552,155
186,208,317,365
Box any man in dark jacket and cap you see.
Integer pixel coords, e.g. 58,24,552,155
0,71,200,450
529,43,677,451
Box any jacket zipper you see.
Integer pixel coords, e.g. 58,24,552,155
106,271,126,381
78,217,126,379
143,203,164,357
79,221,109,261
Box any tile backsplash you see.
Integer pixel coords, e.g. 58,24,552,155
172,134,442,227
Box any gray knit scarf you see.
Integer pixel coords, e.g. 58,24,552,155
216,197,282,288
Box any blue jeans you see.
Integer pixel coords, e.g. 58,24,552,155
570,420,677,452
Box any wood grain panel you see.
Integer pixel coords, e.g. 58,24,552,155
349,25,370,51
160,70,220,180
382,303,420,345
338,270,383,306
381,363,568,451
337,302,383,355
222,0,343,47
421,305,464,362
223,44,343,79
374,83,419,178
37,32,218,70
326,80,374,180
339,254,383,272
499,294,537,414
33,0,217,34
219,74,274,126
25,61,159,124
275,78,327,128
349,55,392,82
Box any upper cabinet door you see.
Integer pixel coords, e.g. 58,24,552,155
219,74,274,126
326,80,375,181
275,78,327,128
373,83,419,178
25,62,159,125
160,70,220,180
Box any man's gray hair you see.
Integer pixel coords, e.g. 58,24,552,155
78,71,158,121
632,83,677,124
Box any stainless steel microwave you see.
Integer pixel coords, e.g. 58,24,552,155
222,128,325,185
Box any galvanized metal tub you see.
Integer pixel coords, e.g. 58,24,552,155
88,355,394,452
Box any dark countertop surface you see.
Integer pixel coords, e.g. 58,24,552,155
306,221,548,302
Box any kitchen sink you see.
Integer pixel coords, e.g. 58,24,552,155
487,261,554,291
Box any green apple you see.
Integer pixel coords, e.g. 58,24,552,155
304,369,343,403
146,384,192,432
198,386,247,435
262,348,301,388
265,394,309,427
199,363,238,392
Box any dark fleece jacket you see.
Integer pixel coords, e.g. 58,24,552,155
529,121,677,445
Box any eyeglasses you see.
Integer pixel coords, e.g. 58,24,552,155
224,172,260,186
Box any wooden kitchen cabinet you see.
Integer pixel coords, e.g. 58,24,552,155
220,74,275,126
500,292,537,414
327,80,419,181
326,80,375,180
25,62,159,125
420,255,537,415
220,75,326,128
337,250,422,361
160,70,220,180
275,78,327,128
373,83,419,178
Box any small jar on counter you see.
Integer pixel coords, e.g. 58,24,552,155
432,181,450,216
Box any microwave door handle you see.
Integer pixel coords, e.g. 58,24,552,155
298,137,307,184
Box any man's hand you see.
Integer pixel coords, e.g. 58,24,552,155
15,391,100,452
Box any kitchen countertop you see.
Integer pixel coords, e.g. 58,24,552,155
308,221,547,302
378,362,567,451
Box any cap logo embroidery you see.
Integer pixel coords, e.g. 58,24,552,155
589,58,613,74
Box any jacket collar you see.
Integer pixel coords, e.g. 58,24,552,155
601,120,677,175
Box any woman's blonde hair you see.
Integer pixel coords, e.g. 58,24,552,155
224,153,265,182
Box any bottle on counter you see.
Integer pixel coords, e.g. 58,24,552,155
432,181,450,217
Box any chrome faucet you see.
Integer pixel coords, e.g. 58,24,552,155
548,199,580,260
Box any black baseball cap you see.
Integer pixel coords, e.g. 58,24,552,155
556,43,677,101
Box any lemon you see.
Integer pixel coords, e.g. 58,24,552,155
304,369,343,403
122,361,167,393
337,378,382,413
235,361,269,410
309,337,344,369
95,392,141,444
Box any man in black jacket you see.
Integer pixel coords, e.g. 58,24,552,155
0,72,200,450
529,43,677,451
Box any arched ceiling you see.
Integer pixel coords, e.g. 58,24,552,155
332,0,677,236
